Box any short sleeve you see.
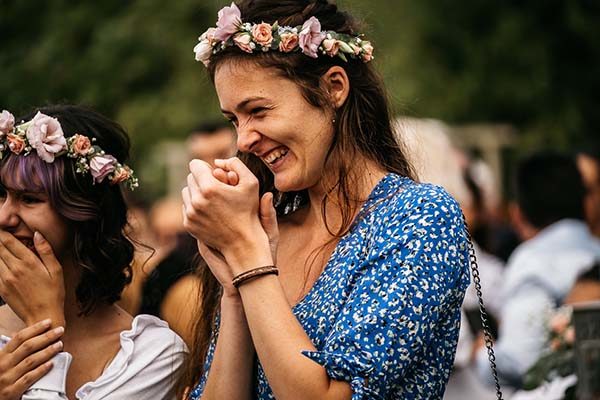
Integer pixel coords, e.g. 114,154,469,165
302,186,470,398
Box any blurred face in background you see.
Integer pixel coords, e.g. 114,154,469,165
187,127,237,167
577,153,600,237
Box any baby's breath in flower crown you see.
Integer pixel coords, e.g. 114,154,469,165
0,110,139,190
194,2,374,66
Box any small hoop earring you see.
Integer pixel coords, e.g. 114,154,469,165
332,118,336,124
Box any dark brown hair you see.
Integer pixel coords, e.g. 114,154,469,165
180,0,415,395
0,104,134,315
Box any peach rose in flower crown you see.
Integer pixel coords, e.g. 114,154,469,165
71,134,92,155
90,154,117,183
194,28,217,65
233,32,254,53
252,22,273,48
25,112,68,163
361,41,374,62
322,38,340,57
7,133,25,154
111,167,132,184
278,32,299,52
0,110,15,136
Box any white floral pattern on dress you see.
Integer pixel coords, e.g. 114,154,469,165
190,173,470,399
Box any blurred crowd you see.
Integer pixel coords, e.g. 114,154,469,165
117,118,600,399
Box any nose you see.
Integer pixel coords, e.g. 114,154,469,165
0,196,20,230
236,123,262,154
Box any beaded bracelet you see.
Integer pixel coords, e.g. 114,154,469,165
232,265,279,288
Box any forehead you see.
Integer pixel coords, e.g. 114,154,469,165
214,60,304,110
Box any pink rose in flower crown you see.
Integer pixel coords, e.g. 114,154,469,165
299,17,326,58
0,110,15,136
361,41,374,62
214,2,242,42
110,166,131,184
71,134,92,155
194,28,217,65
90,154,117,183
278,32,299,52
7,133,25,154
233,32,254,53
322,38,340,57
252,22,273,48
25,112,68,163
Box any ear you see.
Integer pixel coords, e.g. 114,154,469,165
321,66,350,109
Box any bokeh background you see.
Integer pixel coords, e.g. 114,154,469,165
2,0,599,200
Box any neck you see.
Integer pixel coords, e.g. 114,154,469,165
305,158,386,231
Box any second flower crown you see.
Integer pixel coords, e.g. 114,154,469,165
0,109,139,190
194,2,374,66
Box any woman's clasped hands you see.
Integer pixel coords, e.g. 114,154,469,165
182,158,279,294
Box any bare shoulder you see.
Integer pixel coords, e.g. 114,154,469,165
0,305,25,336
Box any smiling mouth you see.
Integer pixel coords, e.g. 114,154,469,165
262,147,289,165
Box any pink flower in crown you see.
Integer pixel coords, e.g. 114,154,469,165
322,38,340,57
233,32,254,53
361,41,374,62
299,17,326,58
252,22,273,47
90,154,117,183
279,32,299,52
25,112,68,163
7,133,25,154
111,166,132,184
214,2,242,42
194,27,217,65
71,134,92,155
0,110,15,136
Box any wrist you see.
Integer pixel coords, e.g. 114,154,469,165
223,233,274,275
27,313,66,330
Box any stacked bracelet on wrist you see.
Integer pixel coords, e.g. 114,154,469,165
232,265,279,288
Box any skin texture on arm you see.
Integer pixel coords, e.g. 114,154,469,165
160,274,201,348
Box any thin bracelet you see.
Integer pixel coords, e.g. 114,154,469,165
232,265,279,288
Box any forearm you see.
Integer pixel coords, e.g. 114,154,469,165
201,295,254,400
238,275,351,400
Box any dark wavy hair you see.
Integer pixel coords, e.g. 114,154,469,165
0,104,134,315
180,0,416,395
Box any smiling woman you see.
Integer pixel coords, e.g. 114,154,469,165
180,1,473,400
0,105,186,400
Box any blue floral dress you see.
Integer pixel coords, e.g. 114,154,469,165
190,173,470,399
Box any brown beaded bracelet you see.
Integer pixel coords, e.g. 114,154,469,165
232,265,279,288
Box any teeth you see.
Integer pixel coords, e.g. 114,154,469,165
263,148,288,164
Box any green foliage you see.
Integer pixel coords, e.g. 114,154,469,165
2,0,599,197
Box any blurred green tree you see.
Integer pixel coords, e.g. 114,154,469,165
2,0,598,197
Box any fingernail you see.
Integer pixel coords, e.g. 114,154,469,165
34,231,45,244
53,341,63,350
53,326,64,335
41,319,52,327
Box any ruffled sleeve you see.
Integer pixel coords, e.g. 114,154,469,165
301,185,470,398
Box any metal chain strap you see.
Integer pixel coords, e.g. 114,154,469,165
462,214,504,400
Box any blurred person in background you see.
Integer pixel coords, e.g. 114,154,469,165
476,151,600,387
400,120,503,399
186,120,237,167
576,147,600,238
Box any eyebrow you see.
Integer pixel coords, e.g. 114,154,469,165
221,96,269,114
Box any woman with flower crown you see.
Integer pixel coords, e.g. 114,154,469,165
0,105,187,399
181,1,471,399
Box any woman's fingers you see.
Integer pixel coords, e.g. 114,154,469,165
32,232,62,279
10,360,54,398
0,231,20,266
214,157,255,184
1,319,52,354
10,326,64,366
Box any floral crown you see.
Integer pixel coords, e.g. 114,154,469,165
0,110,139,190
194,2,374,66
